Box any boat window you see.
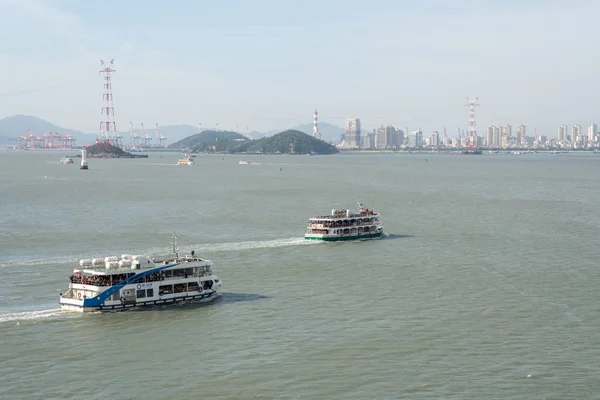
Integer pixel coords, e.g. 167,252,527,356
146,288,154,297
137,290,146,298
173,269,185,278
159,285,173,295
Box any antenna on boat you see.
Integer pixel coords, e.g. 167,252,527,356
171,232,179,258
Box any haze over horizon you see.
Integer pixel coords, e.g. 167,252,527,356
1,0,599,137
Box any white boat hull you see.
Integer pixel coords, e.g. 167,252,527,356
60,289,220,312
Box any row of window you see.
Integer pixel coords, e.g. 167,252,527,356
137,289,154,298
136,282,203,298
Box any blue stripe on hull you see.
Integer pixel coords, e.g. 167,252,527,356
305,232,383,241
63,291,219,312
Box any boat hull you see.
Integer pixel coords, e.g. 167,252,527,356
60,290,220,312
305,232,383,242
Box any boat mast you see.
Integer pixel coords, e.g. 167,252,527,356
171,232,179,258
357,200,364,213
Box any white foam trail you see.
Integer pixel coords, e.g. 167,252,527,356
0,308,68,324
0,237,314,268
143,237,314,255
192,237,313,253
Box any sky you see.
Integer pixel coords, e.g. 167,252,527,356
1,0,599,136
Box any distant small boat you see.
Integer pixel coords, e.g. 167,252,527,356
238,160,250,165
177,155,194,166
60,156,74,164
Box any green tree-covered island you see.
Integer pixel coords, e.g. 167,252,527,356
169,130,339,155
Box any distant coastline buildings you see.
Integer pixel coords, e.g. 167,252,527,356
333,117,600,151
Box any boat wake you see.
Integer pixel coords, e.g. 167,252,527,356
182,237,312,253
0,237,314,268
0,308,71,324
381,232,413,240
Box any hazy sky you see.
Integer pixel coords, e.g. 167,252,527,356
1,0,599,136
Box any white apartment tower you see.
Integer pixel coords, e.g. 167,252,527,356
516,125,526,145
375,124,400,149
345,118,361,147
572,124,581,140
557,125,568,141
587,123,597,142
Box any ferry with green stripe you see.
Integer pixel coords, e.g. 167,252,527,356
305,202,384,242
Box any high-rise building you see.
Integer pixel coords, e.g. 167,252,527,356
397,129,405,146
558,125,568,141
587,123,598,142
572,125,581,142
408,130,422,148
486,126,494,147
375,124,399,149
517,125,526,145
430,131,439,147
345,118,361,147
493,126,501,147
363,131,376,148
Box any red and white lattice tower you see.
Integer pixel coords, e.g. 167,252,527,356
99,59,118,147
465,97,480,150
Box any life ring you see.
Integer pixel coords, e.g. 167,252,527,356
78,292,82,298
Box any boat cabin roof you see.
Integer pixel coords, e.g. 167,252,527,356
310,211,378,220
75,255,212,275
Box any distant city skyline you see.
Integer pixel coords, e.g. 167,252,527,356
1,0,599,135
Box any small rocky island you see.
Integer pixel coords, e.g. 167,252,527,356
84,141,148,158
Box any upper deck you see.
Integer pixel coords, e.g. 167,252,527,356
76,252,212,276
309,207,379,222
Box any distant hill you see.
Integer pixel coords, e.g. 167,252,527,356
290,122,345,143
0,115,97,145
239,130,339,154
187,130,338,155
169,130,249,150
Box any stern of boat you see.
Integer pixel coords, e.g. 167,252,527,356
59,288,101,312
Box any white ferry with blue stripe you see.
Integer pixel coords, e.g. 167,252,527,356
59,235,222,312
305,202,384,242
